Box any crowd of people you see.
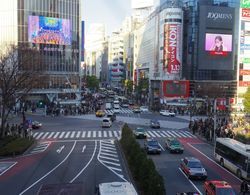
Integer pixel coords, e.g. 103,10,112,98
189,117,235,141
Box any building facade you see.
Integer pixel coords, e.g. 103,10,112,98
0,0,82,103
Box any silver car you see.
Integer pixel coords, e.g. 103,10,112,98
180,157,207,180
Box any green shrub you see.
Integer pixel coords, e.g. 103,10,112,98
0,137,34,156
120,124,166,195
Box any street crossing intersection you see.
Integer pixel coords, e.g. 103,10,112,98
32,130,196,140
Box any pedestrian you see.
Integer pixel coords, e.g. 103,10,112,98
240,180,249,195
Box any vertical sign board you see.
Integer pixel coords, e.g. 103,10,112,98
163,8,183,77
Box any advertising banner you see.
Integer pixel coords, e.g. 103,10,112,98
163,24,181,74
240,69,250,75
162,80,189,98
241,0,250,8
239,81,250,86
242,8,250,21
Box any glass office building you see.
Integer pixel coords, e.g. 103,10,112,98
0,0,81,101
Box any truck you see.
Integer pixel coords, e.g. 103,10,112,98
97,182,137,195
105,102,112,110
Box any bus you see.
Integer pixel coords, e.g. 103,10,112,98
214,138,250,180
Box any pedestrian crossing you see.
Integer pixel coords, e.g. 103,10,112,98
104,108,133,114
32,130,196,140
98,140,126,180
30,142,50,154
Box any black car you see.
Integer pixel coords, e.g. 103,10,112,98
32,121,42,129
150,119,160,129
144,139,161,154
107,113,116,122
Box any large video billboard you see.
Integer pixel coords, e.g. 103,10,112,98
198,6,235,70
28,16,71,45
162,80,189,98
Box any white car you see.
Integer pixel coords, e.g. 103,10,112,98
113,107,120,114
102,118,112,128
140,106,149,112
159,110,175,117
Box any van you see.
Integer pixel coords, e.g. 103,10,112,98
102,118,112,128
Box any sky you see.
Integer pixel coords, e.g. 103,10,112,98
82,0,133,35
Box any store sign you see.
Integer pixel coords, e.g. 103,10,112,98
207,12,233,20
240,81,250,86
240,69,250,75
241,0,250,8
242,8,250,20
163,24,181,74
242,58,250,63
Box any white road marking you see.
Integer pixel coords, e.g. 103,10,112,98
171,131,181,137
187,143,242,182
158,143,165,151
82,145,86,153
76,131,81,138
101,152,118,158
101,149,117,154
167,131,176,137
65,132,70,138
113,131,119,137
103,131,107,138
146,133,151,137
100,160,121,167
59,132,66,139
47,132,55,139
101,146,117,151
179,168,203,195
99,155,119,162
33,132,39,138
108,131,112,137
98,131,102,137
56,145,65,153
19,141,77,195
70,131,76,138
108,166,122,172
35,132,44,139
81,131,86,138
93,131,96,138
87,131,91,138
147,131,156,137
41,132,49,139
53,132,60,139
0,162,17,176
101,143,116,148
70,141,97,183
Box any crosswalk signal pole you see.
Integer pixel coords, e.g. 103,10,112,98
213,99,217,143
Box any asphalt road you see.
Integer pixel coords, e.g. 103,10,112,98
135,135,242,194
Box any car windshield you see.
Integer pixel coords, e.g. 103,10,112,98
137,128,145,132
148,141,159,146
188,161,202,168
170,140,180,146
216,188,236,195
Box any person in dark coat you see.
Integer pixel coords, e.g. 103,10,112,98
241,180,249,194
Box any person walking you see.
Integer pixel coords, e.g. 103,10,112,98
241,180,249,195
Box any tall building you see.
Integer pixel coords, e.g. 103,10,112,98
182,0,239,100
85,23,106,79
0,0,82,104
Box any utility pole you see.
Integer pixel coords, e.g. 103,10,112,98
213,98,217,143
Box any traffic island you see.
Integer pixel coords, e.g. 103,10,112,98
0,136,35,157
119,123,166,195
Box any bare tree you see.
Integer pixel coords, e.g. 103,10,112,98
0,44,44,137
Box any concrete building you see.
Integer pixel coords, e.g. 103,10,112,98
0,0,82,104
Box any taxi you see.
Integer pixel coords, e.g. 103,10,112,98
95,110,105,117
204,180,236,195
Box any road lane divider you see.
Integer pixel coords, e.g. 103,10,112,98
19,141,77,195
70,141,97,183
178,168,203,195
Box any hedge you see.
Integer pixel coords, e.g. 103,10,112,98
235,133,250,144
0,136,34,156
120,124,166,195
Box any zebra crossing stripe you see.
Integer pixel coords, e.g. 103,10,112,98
76,131,81,138
65,132,71,138
113,131,119,137
183,131,196,138
146,133,151,137
70,131,76,138
108,131,112,137
101,152,118,158
147,131,155,137
167,131,176,137
41,132,49,139
59,132,65,138
87,131,91,138
99,155,119,162
153,131,161,138
47,132,55,139
93,131,96,138
53,132,60,139
158,131,166,137
101,160,120,167
103,131,107,138
33,132,39,137
101,149,117,154
81,131,86,138
98,131,102,137
171,131,181,137
101,145,117,151
108,166,122,172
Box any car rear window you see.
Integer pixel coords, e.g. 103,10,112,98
103,119,109,122
148,141,159,146
188,161,202,168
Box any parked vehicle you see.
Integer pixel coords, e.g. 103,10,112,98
159,110,175,117
150,119,160,129
204,180,236,195
180,157,207,180
144,139,161,154
102,118,112,128
133,127,147,139
165,138,184,153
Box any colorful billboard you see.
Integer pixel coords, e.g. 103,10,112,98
28,16,71,45
241,0,250,8
205,33,232,56
163,23,182,74
162,80,189,98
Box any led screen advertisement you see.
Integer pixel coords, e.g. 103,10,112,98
163,23,182,74
28,16,71,45
162,80,189,98
205,33,232,56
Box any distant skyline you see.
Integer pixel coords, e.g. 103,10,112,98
82,0,160,35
